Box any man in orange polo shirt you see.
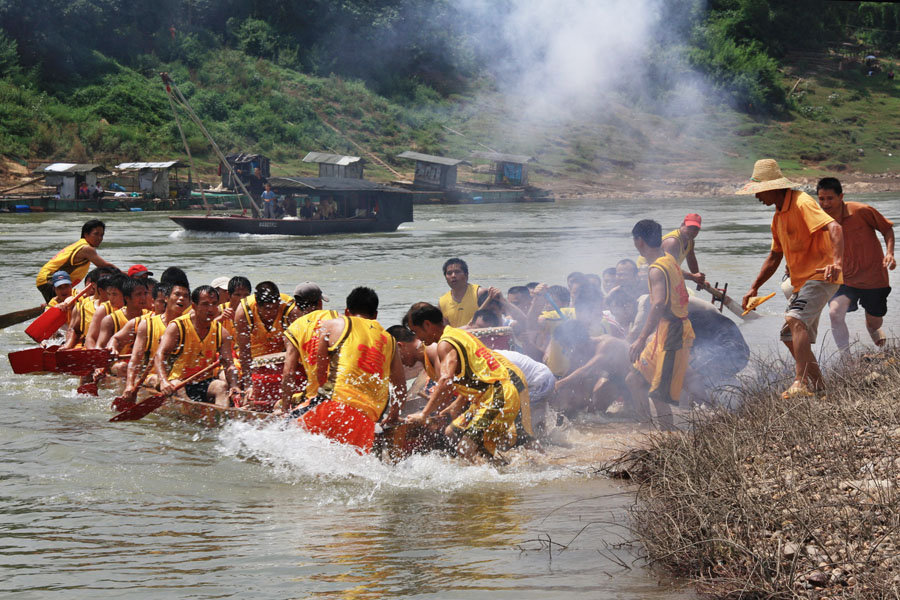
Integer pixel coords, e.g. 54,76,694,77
738,159,844,398
816,177,895,353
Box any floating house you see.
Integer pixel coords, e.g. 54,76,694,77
302,152,365,179
33,163,109,200
220,153,270,189
114,161,187,199
470,151,534,186
397,151,469,190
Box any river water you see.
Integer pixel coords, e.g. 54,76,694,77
2,193,898,598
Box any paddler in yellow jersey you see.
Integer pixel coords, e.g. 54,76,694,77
36,219,119,302
96,277,152,352
109,280,169,374
660,213,705,285
63,267,109,349
234,281,302,406
299,287,408,453
276,282,339,414
120,283,191,404
438,257,480,327
213,276,251,339
406,303,522,461
626,219,695,431
153,285,241,407
84,273,126,349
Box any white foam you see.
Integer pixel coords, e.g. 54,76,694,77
217,419,577,499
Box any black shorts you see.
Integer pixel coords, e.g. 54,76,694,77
184,378,215,403
833,285,891,318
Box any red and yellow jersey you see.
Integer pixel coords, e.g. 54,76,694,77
240,295,293,358
324,316,396,422
284,309,340,400
165,314,223,381
36,238,91,287
439,326,511,396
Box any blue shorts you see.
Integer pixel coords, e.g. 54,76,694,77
833,285,891,318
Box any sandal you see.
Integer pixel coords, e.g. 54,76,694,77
781,382,814,400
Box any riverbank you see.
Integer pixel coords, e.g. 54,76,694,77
613,349,900,597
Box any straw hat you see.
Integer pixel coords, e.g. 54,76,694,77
735,159,795,195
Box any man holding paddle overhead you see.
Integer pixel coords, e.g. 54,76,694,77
153,285,241,408
738,159,844,399
36,219,119,302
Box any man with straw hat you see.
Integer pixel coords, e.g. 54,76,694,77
738,159,844,399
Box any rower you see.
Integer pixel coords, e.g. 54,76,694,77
216,276,252,339
36,219,119,302
152,285,241,407
120,282,191,404
63,267,110,349
46,271,74,308
438,258,481,327
97,277,152,352
297,287,407,452
277,282,337,413
84,273,127,349
234,281,302,407
405,303,522,461
108,280,168,361
660,213,705,285
210,277,232,306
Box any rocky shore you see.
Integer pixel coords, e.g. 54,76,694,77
611,350,900,598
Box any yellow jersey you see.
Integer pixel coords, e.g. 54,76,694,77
284,309,340,400
36,239,92,287
74,296,98,339
144,314,167,364
439,326,511,394
324,316,396,422
637,228,693,267
46,289,77,309
439,283,480,327
649,253,692,322
111,308,150,353
165,314,223,381
239,295,293,358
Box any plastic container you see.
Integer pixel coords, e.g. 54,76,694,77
14,205,31,213
129,207,143,212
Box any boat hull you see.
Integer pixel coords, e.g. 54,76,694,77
170,215,406,235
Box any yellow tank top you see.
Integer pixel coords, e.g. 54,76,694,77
36,239,92,286
324,316,396,422
218,302,235,337
439,283,480,327
284,309,340,400
662,228,693,266
649,253,691,320
144,314,167,363
75,297,97,338
240,296,292,358
111,309,150,352
166,314,223,381
439,326,510,395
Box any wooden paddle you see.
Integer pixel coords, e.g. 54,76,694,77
696,281,760,321
109,363,218,422
0,305,44,330
25,285,93,342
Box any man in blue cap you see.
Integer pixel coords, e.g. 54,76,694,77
48,271,74,308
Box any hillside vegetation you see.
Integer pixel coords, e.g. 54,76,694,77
0,1,897,185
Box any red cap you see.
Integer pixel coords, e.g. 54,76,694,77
683,213,702,228
127,264,153,277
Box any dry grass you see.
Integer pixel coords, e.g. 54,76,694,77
610,348,900,598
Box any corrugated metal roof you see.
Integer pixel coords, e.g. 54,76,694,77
115,161,185,170
268,176,409,193
471,151,534,164
397,151,467,166
302,152,363,166
34,163,109,174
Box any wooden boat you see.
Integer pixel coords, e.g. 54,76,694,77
171,176,414,236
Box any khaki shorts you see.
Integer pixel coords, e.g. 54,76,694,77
780,280,840,344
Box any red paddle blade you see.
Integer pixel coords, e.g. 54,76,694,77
111,396,135,412
56,349,111,374
8,347,46,374
109,393,168,422
77,382,99,396
24,307,67,343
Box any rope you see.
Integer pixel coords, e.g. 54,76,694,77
161,73,261,215
165,86,210,215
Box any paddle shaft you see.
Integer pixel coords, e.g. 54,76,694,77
109,362,219,422
543,292,568,321
0,306,44,329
